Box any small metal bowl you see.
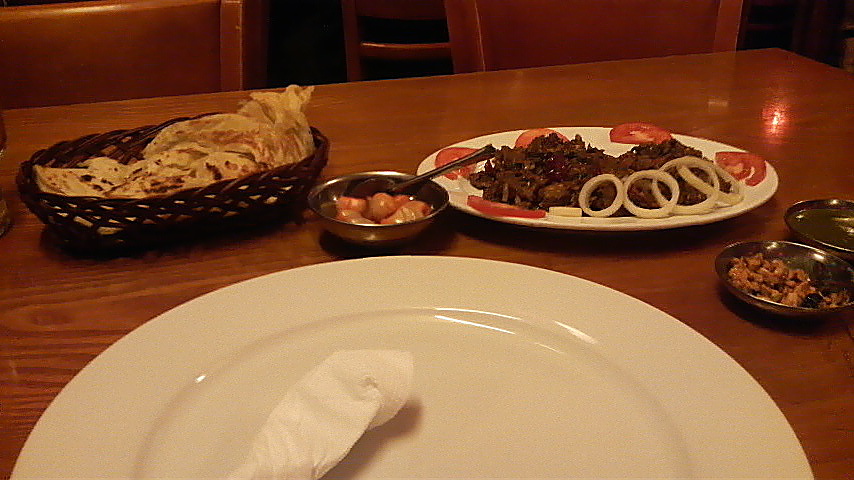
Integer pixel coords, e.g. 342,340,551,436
715,241,854,317
784,199,854,261
307,171,449,247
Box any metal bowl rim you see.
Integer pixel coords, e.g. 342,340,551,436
307,171,449,228
783,198,854,256
715,240,854,315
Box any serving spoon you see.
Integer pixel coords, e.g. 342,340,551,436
347,144,497,198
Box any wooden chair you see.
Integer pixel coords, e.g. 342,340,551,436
444,0,745,72
0,0,269,108
341,0,451,81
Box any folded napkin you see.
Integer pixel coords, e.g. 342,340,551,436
228,350,414,480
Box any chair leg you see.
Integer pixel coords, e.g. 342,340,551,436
341,0,363,81
346,55,364,81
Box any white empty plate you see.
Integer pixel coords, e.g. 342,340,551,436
13,256,810,479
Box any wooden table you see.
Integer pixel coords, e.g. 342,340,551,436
1,48,852,478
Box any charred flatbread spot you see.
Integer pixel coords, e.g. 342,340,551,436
206,164,224,180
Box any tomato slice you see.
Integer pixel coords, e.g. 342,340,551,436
609,122,672,144
714,153,750,180
466,195,546,218
435,147,478,179
514,128,569,148
715,151,767,186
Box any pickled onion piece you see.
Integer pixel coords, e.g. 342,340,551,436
655,157,720,215
578,174,625,217
623,170,679,218
336,209,372,224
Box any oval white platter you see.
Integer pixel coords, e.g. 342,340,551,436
417,127,778,231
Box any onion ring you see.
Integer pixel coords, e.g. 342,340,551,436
654,157,720,215
578,174,625,217
623,170,679,218
685,163,743,206
659,156,720,191
660,155,743,207
709,163,744,206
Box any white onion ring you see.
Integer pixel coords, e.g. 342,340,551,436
623,170,679,218
674,165,721,213
659,156,720,192
654,157,720,215
661,155,742,207
578,174,625,217
709,163,744,206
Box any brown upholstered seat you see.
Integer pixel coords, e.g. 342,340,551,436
444,0,745,72
0,0,269,108
341,0,451,81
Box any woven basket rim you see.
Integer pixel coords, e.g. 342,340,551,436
18,113,327,200
16,116,329,252
20,127,327,203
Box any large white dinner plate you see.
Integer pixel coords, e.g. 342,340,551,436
13,256,810,479
417,127,779,231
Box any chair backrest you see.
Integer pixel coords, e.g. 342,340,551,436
445,0,744,73
0,0,268,108
341,0,451,81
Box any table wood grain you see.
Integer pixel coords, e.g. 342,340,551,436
1,48,852,478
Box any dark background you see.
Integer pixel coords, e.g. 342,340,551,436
267,0,453,87
266,0,853,87
3,0,852,86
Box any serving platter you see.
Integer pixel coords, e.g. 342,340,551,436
417,127,778,231
12,257,810,479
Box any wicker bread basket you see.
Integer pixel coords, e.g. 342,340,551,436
17,114,329,252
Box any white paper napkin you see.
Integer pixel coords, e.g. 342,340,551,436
228,350,414,480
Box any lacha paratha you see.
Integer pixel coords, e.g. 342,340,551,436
35,157,131,197
34,85,315,199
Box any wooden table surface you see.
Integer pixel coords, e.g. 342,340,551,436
1,48,852,478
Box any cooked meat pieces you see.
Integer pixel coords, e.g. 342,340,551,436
469,134,606,209
468,133,721,212
618,139,704,170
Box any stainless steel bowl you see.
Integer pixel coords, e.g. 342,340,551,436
307,171,449,247
784,198,854,261
715,241,854,317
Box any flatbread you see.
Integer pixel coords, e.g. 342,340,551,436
34,85,315,199
237,86,314,164
34,157,130,197
141,114,283,168
143,85,314,170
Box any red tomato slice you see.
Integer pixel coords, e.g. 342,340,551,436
609,122,672,144
714,154,750,180
466,195,546,218
514,128,569,148
435,147,478,179
715,151,767,186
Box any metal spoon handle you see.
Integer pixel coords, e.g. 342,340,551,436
390,144,497,193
